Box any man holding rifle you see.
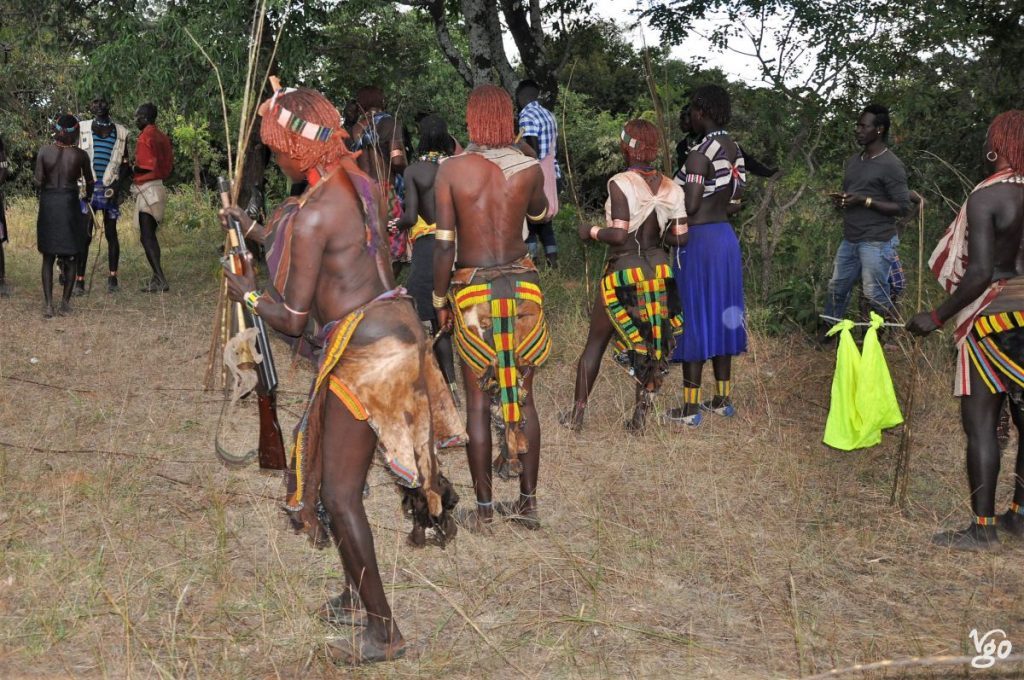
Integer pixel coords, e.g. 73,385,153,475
220,81,463,665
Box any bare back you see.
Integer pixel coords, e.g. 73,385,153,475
404,161,440,225
983,184,1024,277
435,149,546,267
279,166,394,324
685,135,741,225
35,145,93,191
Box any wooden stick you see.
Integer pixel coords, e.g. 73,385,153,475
558,59,592,298
890,200,926,509
819,314,903,328
640,31,673,177
193,4,290,390
182,27,233,179
802,653,1024,679
85,203,105,294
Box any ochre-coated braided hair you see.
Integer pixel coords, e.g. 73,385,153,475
988,110,1024,174
622,119,662,165
259,87,352,172
466,84,514,147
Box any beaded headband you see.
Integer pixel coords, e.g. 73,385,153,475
52,118,79,134
620,128,638,149
262,83,335,143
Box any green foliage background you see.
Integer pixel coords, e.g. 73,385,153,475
1,0,1020,335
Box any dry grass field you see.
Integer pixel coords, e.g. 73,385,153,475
1,192,1024,679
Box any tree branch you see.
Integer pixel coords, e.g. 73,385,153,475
424,0,475,88
528,0,544,47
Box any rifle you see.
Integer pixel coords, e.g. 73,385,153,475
218,176,287,471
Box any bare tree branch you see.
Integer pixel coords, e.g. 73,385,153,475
422,0,474,88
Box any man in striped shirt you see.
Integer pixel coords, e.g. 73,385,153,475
79,95,131,293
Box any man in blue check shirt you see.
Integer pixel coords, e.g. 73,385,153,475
516,80,560,268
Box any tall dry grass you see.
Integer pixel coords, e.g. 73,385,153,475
0,191,1022,678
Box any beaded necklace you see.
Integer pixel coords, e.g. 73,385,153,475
419,151,449,164
628,164,659,176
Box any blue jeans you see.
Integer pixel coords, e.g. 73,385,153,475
824,236,899,319
525,220,558,255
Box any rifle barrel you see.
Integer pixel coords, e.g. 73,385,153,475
218,176,279,394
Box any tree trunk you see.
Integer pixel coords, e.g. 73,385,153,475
428,0,476,88
460,0,516,89
417,0,558,100
500,0,557,104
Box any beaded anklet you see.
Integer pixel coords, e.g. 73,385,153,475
715,380,731,398
974,515,998,526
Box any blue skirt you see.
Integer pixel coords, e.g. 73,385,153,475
671,221,747,362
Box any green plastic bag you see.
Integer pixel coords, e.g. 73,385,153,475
823,320,872,450
857,311,904,439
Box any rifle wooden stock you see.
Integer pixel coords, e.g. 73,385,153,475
219,176,286,471
256,392,287,470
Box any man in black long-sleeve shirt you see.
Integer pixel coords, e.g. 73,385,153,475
823,104,911,320
674,105,777,177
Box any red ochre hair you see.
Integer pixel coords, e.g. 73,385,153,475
260,87,352,172
466,84,515,147
988,110,1024,174
622,119,662,164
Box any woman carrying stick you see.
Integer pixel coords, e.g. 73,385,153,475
562,119,688,432
908,110,1024,551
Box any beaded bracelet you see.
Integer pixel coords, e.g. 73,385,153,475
929,309,943,327
244,290,262,314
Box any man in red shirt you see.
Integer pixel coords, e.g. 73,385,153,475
132,102,173,291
